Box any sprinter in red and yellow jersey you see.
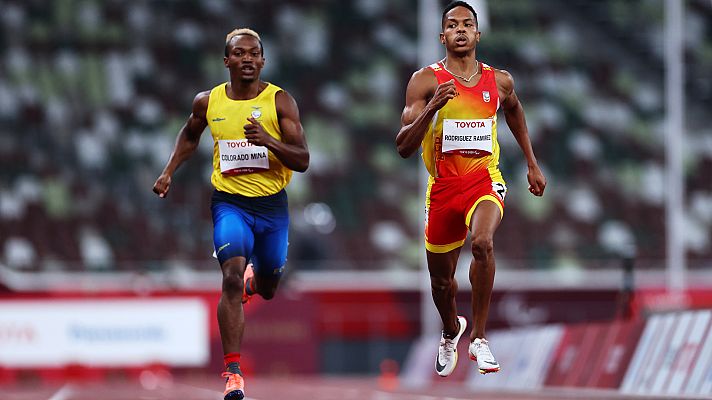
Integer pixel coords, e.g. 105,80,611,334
396,1,546,377
153,28,308,400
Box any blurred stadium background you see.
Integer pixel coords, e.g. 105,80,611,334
0,0,711,399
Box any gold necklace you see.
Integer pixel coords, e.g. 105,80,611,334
442,60,479,82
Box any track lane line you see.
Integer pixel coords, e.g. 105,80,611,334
47,383,73,400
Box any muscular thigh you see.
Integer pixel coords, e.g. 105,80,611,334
212,202,255,265
469,200,502,237
251,212,289,277
425,180,469,254
426,247,460,280
426,171,505,253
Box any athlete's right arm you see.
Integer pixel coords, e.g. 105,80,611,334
152,91,210,198
395,69,456,158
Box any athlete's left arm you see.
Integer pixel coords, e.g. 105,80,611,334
243,90,309,172
496,69,546,197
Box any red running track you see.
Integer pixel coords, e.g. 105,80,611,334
0,376,706,400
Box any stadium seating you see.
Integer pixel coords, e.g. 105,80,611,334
0,0,709,273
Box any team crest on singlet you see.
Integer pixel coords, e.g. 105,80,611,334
251,107,262,119
482,91,491,103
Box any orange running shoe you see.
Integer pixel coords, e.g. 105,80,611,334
241,264,254,304
222,371,245,400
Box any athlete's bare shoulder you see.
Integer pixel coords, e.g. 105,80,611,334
275,88,300,118
275,87,296,104
191,90,211,119
410,66,438,90
193,90,211,107
400,67,439,126
493,68,515,96
406,66,439,103
411,65,437,81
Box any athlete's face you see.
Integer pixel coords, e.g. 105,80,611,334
440,6,480,53
224,35,264,82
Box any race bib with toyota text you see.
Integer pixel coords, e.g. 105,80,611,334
442,119,493,156
218,139,269,175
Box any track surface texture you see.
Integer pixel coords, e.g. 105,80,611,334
2,376,711,400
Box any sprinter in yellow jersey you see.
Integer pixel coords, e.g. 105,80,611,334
396,1,546,377
153,28,309,400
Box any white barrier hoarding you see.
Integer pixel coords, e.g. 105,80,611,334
650,311,694,393
467,324,563,390
0,299,209,367
622,312,677,395
666,310,711,394
685,310,712,396
622,309,712,397
620,314,662,392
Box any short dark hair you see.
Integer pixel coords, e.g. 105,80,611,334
442,1,478,29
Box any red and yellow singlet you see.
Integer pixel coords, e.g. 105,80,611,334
422,61,504,182
422,61,507,253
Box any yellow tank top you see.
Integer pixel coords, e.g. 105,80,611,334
207,82,292,197
422,62,504,184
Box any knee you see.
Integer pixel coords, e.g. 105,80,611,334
222,273,244,298
430,275,454,294
471,234,494,258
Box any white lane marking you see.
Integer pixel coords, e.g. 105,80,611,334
47,383,73,400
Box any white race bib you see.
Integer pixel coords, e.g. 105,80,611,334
218,139,269,175
442,119,493,156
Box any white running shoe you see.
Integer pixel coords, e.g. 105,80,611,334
435,316,467,377
468,337,500,374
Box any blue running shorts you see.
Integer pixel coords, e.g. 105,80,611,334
211,189,289,277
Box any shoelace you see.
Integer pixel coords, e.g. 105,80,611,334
221,372,244,385
439,338,455,361
476,339,494,360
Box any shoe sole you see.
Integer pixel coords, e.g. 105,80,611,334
224,389,244,400
436,316,468,377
